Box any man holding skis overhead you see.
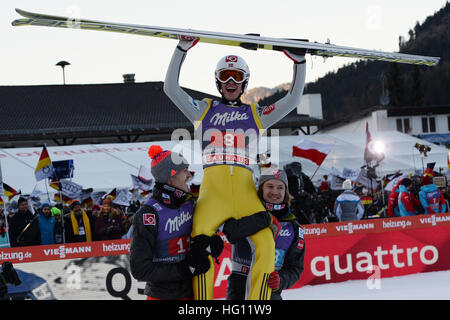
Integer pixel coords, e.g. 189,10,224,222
164,37,306,300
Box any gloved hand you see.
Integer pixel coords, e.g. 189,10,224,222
185,234,223,275
268,271,280,291
209,234,224,259
269,215,281,239
186,235,211,276
283,49,306,64
177,35,200,52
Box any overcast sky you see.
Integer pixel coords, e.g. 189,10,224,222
1,0,447,95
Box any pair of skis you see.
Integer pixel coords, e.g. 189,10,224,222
12,8,439,67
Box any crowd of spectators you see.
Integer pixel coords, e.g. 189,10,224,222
0,161,448,249
0,195,138,248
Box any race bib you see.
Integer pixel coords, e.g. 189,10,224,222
78,226,85,236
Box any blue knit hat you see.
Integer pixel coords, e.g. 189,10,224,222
41,203,51,210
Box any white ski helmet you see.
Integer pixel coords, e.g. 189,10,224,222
214,55,250,94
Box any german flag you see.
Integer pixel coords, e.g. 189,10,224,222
3,183,20,201
105,188,116,200
81,197,94,207
361,195,373,205
53,193,72,204
49,179,61,191
35,146,54,181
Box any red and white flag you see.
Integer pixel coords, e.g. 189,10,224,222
364,122,377,164
292,139,334,166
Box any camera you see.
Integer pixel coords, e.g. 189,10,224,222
0,262,22,298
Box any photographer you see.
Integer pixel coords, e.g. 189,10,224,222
284,162,316,224
0,262,21,298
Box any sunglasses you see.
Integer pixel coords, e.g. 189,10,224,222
217,69,246,83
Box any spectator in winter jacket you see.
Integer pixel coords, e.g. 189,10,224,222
419,175,446,214
224,168,305,300
37,203,56,245
397,178,418,216
0,213,10,248
8,197,41,247
51,207,64,244
64,200,95,243
94,198,125,241
334,179,364,222
387,178,403,217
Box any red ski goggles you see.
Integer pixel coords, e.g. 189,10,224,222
217,69,246,83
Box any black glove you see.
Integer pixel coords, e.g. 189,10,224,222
209,234,224,258
186,235,211,275
186,234,224,275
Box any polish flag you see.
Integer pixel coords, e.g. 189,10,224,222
292,139,334,166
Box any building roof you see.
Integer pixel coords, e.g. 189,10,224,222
320,105,450,132
386,105,450,117
0,81,323,145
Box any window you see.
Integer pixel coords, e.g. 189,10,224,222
396,119,403,132
422,117,436,133
422,117,429,133
429,117,436,132
396,118,410,133
403,118,410,133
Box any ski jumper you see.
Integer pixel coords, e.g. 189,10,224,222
164,47,306,300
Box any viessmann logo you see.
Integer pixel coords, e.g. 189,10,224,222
419,214,450,226
335,222,375,234
43,245,92,259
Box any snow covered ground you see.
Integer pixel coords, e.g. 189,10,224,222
282,270,450,300
15,255,450,300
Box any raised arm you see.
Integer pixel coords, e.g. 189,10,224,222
257,51,307,129
163,37,209,125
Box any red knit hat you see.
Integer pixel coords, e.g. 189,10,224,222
421,175,432,185
70,199,81,209
148,145,189,183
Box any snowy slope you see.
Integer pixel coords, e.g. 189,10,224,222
282,270,450,300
